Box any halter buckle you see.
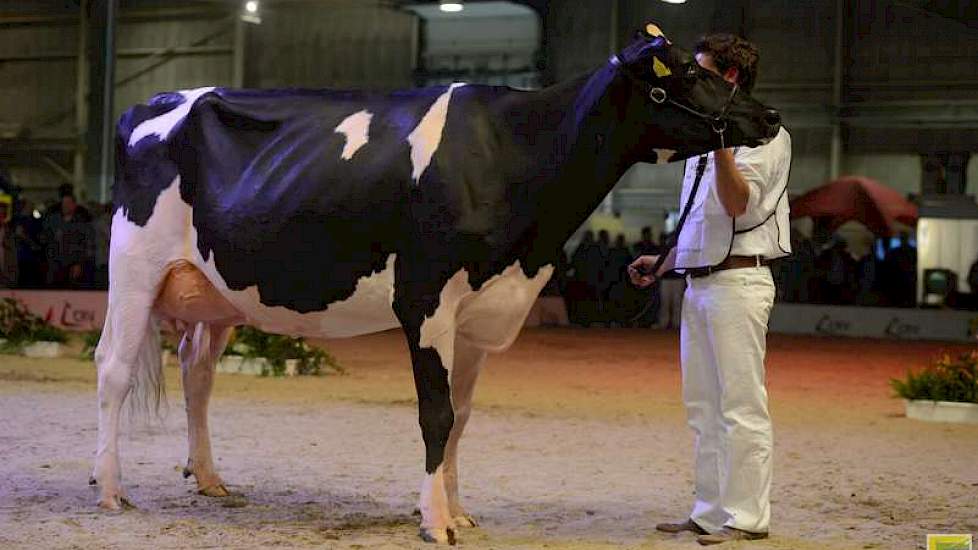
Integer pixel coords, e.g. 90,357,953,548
648,87,667,104
711,117,727,135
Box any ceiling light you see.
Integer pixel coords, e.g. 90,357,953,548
660,0,687,3
245,1,259,14
440,1,464,13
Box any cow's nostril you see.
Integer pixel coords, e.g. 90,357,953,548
764,109,781,128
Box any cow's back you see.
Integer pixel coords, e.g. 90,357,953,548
113,86,472,336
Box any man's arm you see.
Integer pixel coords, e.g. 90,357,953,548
714,148,750,217
628,247,677,288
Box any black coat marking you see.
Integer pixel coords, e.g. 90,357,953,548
114,31,779,477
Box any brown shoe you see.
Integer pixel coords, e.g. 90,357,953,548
697,527,768,545
655,519,708,535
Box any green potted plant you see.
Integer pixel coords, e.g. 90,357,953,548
218,326,341,377
891,351,978,424
0,298,68,358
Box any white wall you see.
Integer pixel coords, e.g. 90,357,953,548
843,154,921,196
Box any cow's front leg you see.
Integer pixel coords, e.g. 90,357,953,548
407,336,457,544
179,323,233,497
443,335,486,528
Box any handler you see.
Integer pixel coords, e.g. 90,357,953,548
629,33,791,546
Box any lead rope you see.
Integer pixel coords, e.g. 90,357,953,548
628,155,709,324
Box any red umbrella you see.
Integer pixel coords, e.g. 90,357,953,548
790,176,918,237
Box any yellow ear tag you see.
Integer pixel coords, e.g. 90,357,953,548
653,56,672,78
646,23,664,37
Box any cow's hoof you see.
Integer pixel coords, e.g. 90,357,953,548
419,527,457,545
198,483,230,498
98,493,134,511
453,514,478,528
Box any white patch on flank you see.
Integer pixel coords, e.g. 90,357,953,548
206,253,399,339
408,83,466,184
128,87,216,147
419,260,554,370
654,148,676,164
334,110,373,160
115,178,399,340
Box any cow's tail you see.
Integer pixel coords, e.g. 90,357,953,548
129,314,166,421
95,308,167,422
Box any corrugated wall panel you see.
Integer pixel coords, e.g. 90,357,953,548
251,3,416,91
114,16,234,119
0,23,79,139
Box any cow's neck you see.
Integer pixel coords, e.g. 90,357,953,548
502,62,642,267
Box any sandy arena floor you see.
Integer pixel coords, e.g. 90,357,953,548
1,328,976,550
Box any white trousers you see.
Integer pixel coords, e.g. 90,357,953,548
680,267,775,534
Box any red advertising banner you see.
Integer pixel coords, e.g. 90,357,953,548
0,290,107,332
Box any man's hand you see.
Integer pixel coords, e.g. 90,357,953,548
628,255,659,288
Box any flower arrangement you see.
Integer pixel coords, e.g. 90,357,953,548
222,326,342,376
0,297,68,352
890,351,978,404
81,325,340,377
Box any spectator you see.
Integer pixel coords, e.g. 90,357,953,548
883,232,917,308
856,248,882,306
779,227,814,303
93,202,112,289
568,230,599,326
0,201,18,287
816,236,856,304
12,199,43,288
605,234,633,325
969,258,978,296
633,226,659,257
591,230,613,323
42,192,94,288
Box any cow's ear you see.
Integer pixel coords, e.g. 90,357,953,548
641,22,670,43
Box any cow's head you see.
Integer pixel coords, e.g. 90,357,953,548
611,23,781,163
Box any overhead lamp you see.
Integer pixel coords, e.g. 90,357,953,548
660,0,687,3
241,0,261,24
439,1,464,13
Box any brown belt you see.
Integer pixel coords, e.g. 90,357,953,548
685,255,771,279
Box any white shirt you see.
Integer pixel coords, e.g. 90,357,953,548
673,126,792,270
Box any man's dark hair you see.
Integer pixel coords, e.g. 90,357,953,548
694,33,759,93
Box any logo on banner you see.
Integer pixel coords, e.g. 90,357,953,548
815,314,850,336
927,534,972,550
45,301,98,329
885,317,921,339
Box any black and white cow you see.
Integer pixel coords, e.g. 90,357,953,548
92,23,780,544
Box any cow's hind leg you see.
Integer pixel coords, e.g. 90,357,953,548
91,294,158,510
443,336,485,529
179,322,233,497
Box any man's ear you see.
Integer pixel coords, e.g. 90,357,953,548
723,66,740,86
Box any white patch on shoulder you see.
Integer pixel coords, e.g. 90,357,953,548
334,110,373,160
128,87,216,147
654,148,676,164
408,83,466,184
